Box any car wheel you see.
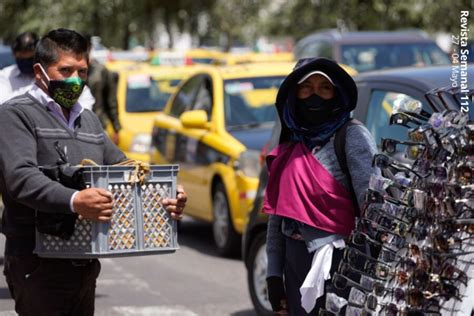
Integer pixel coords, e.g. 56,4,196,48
247,232,273,315
212,183,240,256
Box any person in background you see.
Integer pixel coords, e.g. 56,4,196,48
0,32,38,104
264,58,378,315
84,34,121,145
0,28,186,316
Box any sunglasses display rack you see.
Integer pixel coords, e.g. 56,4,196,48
326,105,473,316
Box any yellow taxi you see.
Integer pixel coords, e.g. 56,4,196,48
105,62,203,161
215,52,295,66
149,62,295,255
151,49,226,66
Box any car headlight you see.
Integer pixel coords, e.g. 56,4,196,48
236,150,261,178
129,134,151,154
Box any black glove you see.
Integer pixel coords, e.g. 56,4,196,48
266,276,287,312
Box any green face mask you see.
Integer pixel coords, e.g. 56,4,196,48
39,64,86,109
48,77,86,109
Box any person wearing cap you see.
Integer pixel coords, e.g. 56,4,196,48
263,58,378,314
0,32,38,104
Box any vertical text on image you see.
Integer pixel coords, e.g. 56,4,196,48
459,10,470,114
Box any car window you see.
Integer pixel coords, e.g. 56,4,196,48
169,75,202,118
191,76,213,119
125,75,181,112
223,76,284,129
0,50,15,69
298,41,332,59
341,43,450,72
365,90,432,146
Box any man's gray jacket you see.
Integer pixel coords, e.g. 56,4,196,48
0,94,126,255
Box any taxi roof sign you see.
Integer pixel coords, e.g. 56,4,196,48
151,52,193,66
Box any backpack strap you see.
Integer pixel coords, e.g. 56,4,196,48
334,118,363,216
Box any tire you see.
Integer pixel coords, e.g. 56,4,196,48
212,183,241,257
247,232,273,316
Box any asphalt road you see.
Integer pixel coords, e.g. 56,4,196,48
0,217,257,316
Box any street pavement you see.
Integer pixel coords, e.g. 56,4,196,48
0,217,257,316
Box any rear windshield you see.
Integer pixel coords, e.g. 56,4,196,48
126,75,181,112
223,76,284,129
341,43,450,72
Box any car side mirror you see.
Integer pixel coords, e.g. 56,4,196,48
180,110,209,129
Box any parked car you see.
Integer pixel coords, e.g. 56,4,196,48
149,62,356,256
243,65,473,315
0,44,14,69
149,62,295,256
151,63,293,255
294,29,450,73
105,62,202,162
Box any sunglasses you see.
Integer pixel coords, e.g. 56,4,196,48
365,206,410,226
381,138,426,160
444,183,474,199
438,218,474,235
343,247,390,269
332,272,372,293
439,262,469,286
368,174,408,194
338,261,383,283
364,189,410,207
455,163,473,184
425,279,464,301
408,125,435,143
358,217,409,239
372,153,424,178
443,196,474,216
420,245,474,260
389,112,423,128
432,233,474,254
323,292,349,315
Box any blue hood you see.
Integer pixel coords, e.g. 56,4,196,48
229,127,273,151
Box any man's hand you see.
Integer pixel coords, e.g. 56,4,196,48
73,188,114,222
112,132,120,145
162,185,187,220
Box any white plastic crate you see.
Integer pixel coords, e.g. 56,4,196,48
34,164,179,258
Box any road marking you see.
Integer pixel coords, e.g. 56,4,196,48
98,258,161,296
0,306,199,316
96,306,198,316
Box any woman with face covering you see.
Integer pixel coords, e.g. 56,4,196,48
264,58,378,315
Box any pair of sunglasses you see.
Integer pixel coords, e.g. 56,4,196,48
373,153,424,178
381,138,426,160
364,189,410,207
332,272,372,293
343,247,390,270
390,112,424,128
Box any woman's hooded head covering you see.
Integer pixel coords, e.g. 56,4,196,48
275,58,357,147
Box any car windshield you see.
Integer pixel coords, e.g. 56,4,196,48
224,76,284,130
126,74,182,112
341,43,450,72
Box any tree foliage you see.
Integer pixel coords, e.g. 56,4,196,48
0,0,472,49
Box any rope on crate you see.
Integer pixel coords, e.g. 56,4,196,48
78,159,151,185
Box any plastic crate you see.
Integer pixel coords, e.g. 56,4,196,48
34,164,179,258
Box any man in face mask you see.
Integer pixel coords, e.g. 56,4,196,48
0,28,187,315
0,32,38,104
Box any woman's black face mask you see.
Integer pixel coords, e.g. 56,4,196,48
295,93,340,127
